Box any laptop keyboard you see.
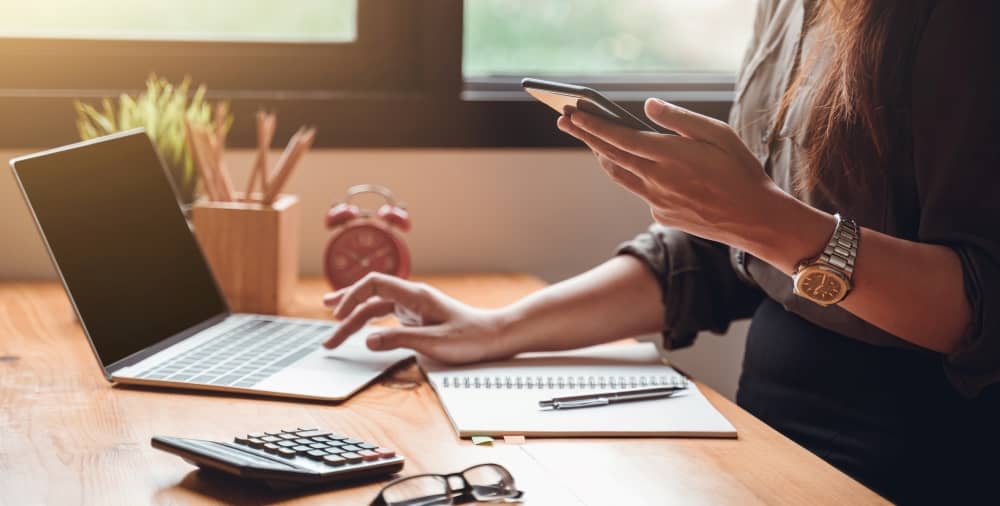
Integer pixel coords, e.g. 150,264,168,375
135,319,332,388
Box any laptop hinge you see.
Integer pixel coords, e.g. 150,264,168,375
105,312,230,376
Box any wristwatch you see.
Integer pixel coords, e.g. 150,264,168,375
792,213,859,307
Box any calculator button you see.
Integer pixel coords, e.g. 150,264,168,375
261,436,281,443
342,439,363,445
233,435,249,445
297,427,318,432
309,443,330,449
296,430,327,437
306,450,328,460
247,438,266,448
323,455,346,466
277,441,297,448
340,445,361,452
340,452,363,464
358,450,379,462
277,448,296,457
375,448,396,459
279,434,298,440
294,438,313,445
263,443,280,453
247,432,265,439
264,430,283,436
359,443,378,450
292,445,311,453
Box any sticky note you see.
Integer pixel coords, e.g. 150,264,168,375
471,436,494,446
503,435,526,445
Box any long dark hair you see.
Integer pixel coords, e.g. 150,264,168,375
781,0,934,192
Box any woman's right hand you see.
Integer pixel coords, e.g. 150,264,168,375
321,273,516,364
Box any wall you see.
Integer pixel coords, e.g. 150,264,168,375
0,148,748,400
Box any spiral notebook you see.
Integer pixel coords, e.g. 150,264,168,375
421,342,736,438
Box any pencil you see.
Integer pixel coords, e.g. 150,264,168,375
246,111,275,201
206,133,236,202
184,120,222,201
262,127,314,204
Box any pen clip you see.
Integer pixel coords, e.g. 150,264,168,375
539,398,610,410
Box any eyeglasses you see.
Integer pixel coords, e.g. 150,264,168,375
370,463,524,506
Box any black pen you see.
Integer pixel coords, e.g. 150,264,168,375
538,385,687,410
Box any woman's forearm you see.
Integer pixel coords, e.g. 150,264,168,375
496,255,665,355
742,190,969,354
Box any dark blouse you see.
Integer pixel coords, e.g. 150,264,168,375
618,0,1000,398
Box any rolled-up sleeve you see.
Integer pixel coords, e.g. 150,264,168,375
617,225,763,350
911,3,1000,397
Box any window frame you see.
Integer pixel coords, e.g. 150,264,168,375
0,0,736,149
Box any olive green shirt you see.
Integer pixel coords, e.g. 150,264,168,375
618,0,1000,397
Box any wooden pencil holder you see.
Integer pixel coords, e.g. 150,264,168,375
191,193,300,315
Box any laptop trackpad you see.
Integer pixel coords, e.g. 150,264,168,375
256,330,414,401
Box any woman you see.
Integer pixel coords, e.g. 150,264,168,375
323,1,999,502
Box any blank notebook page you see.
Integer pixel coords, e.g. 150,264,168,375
421,342,736,438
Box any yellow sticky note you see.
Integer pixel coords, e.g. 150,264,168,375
503,435,526,445
471,436,494,446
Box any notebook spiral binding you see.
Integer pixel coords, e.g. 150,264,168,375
440,374,688,390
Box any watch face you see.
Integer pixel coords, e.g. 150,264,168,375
795,267,848,305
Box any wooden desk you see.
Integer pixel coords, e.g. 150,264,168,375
0,275,886,505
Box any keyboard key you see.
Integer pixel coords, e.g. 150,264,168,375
342,439,363,445
277,441,297,448
306,450,328,460
297,427,318,432
264,443,280,453
233,435,249,445
278,448,296,457
309,443,330,449
340,452,363,464
279,434,298,440
375,448,396,459
296,430,329,438
340,445,361,452
247,432,265,439
292,445,311,453
359,443,378,450
247,439,266,449
294,438,313,445
358,450,379,461
323,455,346,466
261,436,280,443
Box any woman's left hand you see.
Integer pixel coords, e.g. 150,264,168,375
557,98,794,252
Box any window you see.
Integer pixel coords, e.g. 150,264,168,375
0,1,754,148
464,0,754,76
0,1,357,42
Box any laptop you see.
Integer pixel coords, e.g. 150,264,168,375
9,129,413,401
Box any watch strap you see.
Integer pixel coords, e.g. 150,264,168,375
816,214,858,279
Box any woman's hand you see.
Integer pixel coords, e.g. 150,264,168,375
321,273,515,364
557,98,808,257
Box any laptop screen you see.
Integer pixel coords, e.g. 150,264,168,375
11,130,228,369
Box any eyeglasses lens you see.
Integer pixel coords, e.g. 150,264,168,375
463,464,518,501
383,475,452,506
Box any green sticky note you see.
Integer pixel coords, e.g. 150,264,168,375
471,436,494,446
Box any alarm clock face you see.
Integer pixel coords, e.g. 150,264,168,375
324,222,411,289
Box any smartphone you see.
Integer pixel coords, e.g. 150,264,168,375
521,77,666,133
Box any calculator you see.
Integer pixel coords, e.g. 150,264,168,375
151,427,404,489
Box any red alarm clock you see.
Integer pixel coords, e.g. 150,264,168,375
323,184,412,290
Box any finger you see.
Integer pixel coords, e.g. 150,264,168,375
323,298,396,349
597,156,647,196
644,98,736,147
333,273,435,320
568,109,679,161
322,290,346,308
557,115,657,175
366,327,439,352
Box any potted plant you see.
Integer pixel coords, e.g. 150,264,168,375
73,75,231,206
